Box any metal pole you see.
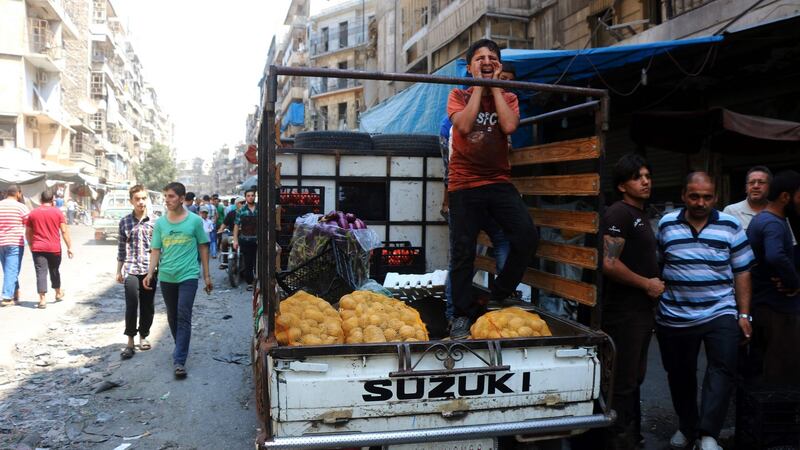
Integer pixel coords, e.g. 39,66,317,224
262,67,279,335
271,66,608,98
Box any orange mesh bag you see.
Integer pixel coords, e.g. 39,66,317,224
275,290,344,346
339,290,429,343
470,307,552,339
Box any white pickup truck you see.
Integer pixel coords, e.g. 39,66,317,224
252,66,615,449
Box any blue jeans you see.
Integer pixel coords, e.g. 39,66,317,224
161,279,198,366
209,229,217,257
0,245,24,300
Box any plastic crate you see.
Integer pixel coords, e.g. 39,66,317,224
370,245,425,283
276,242,354,304
736,385,800,449
278,186,324,207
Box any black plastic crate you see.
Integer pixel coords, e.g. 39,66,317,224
278,186,324,207
276,242,354,304
736,385,800,450
370,245,425,284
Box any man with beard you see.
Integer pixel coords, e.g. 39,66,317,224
746,170,800,385
601,153,664,449
723,166,771,231
233,189,258,289
656,172,754,450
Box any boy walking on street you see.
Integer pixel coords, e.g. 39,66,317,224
144,182,212,379
116,185,156,359
446,39,538,339
26,189,74,309
0,185,29,306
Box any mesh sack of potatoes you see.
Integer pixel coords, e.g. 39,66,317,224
470,307,552,339
275,290,344,346
339,290,429,344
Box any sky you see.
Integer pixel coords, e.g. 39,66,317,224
115,0,350,162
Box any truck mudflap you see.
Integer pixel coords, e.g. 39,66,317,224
258,411,616,449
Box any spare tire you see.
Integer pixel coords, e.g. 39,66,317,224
372,134,440,153
294,131,372,151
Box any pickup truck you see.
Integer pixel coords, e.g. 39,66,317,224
252,66,615,449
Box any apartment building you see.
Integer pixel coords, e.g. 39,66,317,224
307,0,375,131
276,0,309,139
0,0,79,162
0,0,173,185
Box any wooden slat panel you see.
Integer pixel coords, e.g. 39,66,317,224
473,255,596,306
478,234,597,269
275,206,282,231
530,208,599,234
513,174,599,196
537,241,598,270
510,136,600,166
522,269,597,306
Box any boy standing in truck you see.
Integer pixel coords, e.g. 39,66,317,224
447,39,538,339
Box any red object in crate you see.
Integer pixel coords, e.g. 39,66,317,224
381,247,421,266
279,188,322,206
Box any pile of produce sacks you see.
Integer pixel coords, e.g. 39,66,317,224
470,307,552,339
339,291,429,344
275,291,344,346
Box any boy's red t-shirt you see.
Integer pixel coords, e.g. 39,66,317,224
446,87,519,192
28,205,65,253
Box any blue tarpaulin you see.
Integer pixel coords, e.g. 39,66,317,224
281,101,305,131
359,36,722,136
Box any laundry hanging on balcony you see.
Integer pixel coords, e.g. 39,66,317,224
281,101,305,132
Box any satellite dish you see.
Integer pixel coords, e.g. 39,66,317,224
78,98,98,114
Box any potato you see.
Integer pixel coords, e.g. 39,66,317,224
277,291,344,346
399,325,416,339
336,291,428,342
383,328,398,341
470,307,552,339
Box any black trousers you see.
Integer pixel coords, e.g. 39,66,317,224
657,315,740,439
751,304,800,386
448,183,538,320
32,252,61,294
602,308,654,448
240,240,258,284
124,274,156,338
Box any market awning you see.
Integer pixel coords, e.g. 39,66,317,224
0,168,45,185
281,101,305,132
359,36,722,135
631,108,800,154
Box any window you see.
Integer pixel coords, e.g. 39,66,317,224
339,21,348,48
338,102,347,129
91,112,104,132
0,119,15,148
337,61,348,89
321,27,329,52
93,0,106,23
91,73,104,98
319,105,328,130
337,181,387,221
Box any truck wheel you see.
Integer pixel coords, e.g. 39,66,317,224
294,131,373,151
228,255,239,288
372,134,440,153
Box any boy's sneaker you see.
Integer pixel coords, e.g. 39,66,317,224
449,316,471,339
696,436,721,450
670,430,688,449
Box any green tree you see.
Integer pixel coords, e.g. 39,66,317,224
134,143,177,190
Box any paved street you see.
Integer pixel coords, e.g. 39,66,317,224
0,225,258,449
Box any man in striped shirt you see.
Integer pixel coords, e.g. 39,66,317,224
656,172,754,450
116,185,156,359
0,185,29,306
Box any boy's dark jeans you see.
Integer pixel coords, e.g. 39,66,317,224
124,274,156,338
448,183,538,320
656,315,740,439
161,279,198,366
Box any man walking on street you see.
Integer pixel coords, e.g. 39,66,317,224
116,185,156,360
144,182,212,379
183,192,198,214
601,154,664,450
233,189,258,289
218,197,244,269
656,172,754,450
66,198,78,225
213,194,224,252
0,185,29,307
723,166,771,231
446,39,538,339
26,189,74,309
746,170,800,385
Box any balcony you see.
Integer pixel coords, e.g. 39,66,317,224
660,0,717,19
310,78,362,97
26,0,79,39
26,22,64,72
309,24,367,57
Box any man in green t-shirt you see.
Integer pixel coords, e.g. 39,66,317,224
143,182,212,379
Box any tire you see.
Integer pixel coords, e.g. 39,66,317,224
294,131,373,151
371,134,440,153
228,253,239,288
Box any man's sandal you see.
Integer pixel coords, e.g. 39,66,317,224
120,347,135,359
174,364,187,379
139,339,151,351
1,300,13,307
37,302,47,309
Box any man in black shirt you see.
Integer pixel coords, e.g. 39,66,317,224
602,153,664,450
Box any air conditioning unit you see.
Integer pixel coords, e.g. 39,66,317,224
36,71,48,84
26,117,39,128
